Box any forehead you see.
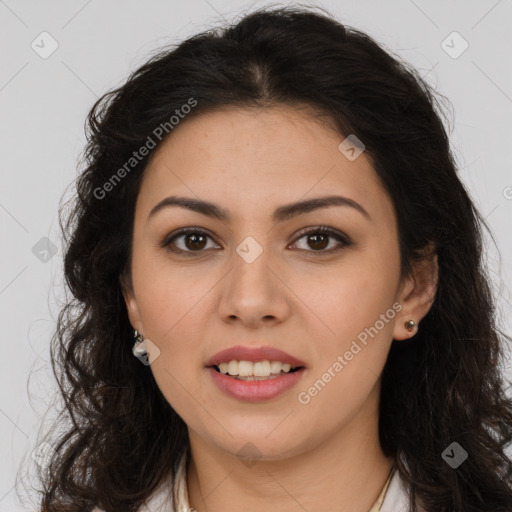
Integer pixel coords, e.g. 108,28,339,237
136,106,394,225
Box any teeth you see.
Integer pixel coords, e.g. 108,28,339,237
270,361,284,374
254,361,271,376
227,360,238,376
217,360,297,377
238,360,253,377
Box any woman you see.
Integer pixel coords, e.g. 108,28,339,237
37,5,512,512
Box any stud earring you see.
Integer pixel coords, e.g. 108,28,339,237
404,320,417,333
132,329,147,357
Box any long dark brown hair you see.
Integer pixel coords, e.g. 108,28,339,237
34,4,512,511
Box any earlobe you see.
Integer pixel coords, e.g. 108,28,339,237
393,246,438,341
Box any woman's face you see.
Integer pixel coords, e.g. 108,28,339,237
122,106,430,461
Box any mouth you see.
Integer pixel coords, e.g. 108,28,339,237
205,345,306,370
207,365,305,382
207,363,306,402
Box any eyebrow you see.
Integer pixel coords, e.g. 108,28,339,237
147,194,371,224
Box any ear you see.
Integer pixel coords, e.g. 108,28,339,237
119,272,144,334
393,242,438,341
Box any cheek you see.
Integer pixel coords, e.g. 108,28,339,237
295,280,397,429
131,246,211,337
305,252,399,337
133,265,210,418
295,250,401,393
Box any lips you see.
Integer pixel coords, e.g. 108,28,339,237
208,366,306,402
205,345,306,368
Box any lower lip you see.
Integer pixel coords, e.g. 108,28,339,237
207,367,306,402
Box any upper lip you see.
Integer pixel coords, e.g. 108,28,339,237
205,345,306,368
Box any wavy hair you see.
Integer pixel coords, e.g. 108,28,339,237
36,4,512,511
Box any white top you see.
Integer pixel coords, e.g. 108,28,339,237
94,453,426,512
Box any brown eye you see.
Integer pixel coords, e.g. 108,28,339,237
163,228,219,254
291,227,351,253
182,232,208,251
161,226,351,257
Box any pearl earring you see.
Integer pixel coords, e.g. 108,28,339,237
132,329,147,357
404,320,417,333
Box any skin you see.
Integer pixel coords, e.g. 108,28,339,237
122,105,438,512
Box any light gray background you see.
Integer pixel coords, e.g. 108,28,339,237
1,0,511,510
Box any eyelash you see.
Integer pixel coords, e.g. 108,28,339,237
160,226,352,257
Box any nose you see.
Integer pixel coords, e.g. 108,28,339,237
217,242,291,328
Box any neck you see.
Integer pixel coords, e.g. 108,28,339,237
185,389,395,512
